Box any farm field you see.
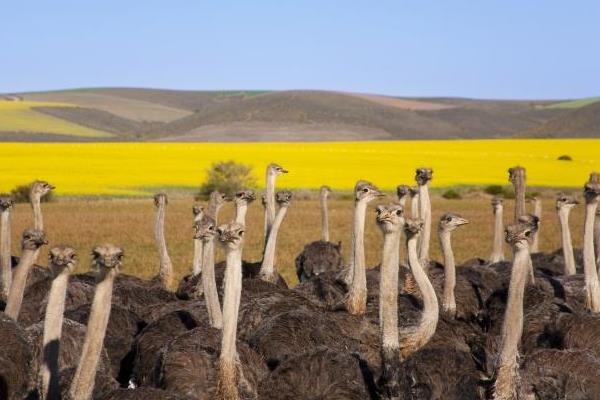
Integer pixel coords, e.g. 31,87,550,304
7,195,585,287
0,101,113,138
0,139,598,196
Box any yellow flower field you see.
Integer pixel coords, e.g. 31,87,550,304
0,139,598,196
0,101,112,138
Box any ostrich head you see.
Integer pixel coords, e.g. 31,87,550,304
404,218,424,239
216,222,246,251
320,185,332,196
508,166,526,184
376,204,404,234
555,194,578,211
31,181,55,198
518,213,540,232
276,190,293,206
354,181,383,203
153,192,168,207
505,223,536,250
91,244,124,271
267,163,289,176
194,215,217,241
192,204,204,217
415,168,433,186
408,186,419,197
0,196,14,211
491,196,504,209
21,229,48,250
48,246,77,275
234,189,256,206
261,193,267,208
438,213,469,233
210,191,230,207
396,185,411,201
584,182,600,205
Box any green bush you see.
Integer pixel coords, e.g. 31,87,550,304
197,160,257,199
557,154,572,161
10,182,54,203
442,189,462,200
484,185,505,196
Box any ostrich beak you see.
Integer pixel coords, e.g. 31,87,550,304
456,217,469,226
281,169,289,174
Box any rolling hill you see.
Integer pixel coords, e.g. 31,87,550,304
0,88,596,141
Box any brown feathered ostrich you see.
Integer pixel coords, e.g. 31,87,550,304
264,163,288,241
508,167,526,224
0,196,14,302
319,185,331,242
258,191,291,286
588,172,600,269
30,181,54,231
196,215,223,329
556,194,579,275
528,196,542,253
409,186,420,218
154,193,175,290
4,229,48,320
582,182,600,312
191,205,204,276
490,197,505,263
396,184,411,209
0,311,33,400
234,190,256,226
416,168,433,269
68,244,121,400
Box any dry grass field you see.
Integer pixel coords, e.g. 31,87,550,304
8,193,585,287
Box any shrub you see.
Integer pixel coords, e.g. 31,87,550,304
198,160,257,199
10,182,54,203
557,154,572,161
442,189,462,200
484,185,505,196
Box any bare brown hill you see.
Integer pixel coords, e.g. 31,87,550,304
522,101,600,138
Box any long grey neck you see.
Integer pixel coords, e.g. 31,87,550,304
411,194,420,218
558,208,576,276
0,210,11,301
207,202,222,224
260,205,288,282
192,238,204,276
583,202,600,312
155,203,173,289
32,194,43,231
513,179,526,223
418,183,431,269
402,236,438,358
493,246,530,400
320,192,330,242
439,230,456,317
594,210,600,273
235,203,248,225
69,268,116,400
379,230,402,400
218,247,243,400
201,237,222,329
490,206,505,263
39,267,70,400
4,249,38,320
265,173,277,241
346,201,368,314
531,200,542,253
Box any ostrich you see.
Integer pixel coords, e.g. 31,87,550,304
259,191,292,286
508,166,526,223
264,163,288,241
154,193,174,290
409,186,419,218
68,244,122,400
556,194,579,275
0,196,14,301
416,168,433,269
319,185,331,242
396,184,411,209
490,197,505,263
30,180,54,230
528,196,542,253
38,246,77,400
345,180,383,314
234,189,256,225
191,205,205,276
4,229,48,320
582,181,600,312
207,191,229,223
0,312,33,400
196,215,222,329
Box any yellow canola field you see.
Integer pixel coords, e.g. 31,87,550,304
0,101,113,138
0,139,598,196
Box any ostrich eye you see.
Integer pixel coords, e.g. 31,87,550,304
239,230,245,236
524,230,531,237
362,188,369,193
446,216,452,222
396,210,402,216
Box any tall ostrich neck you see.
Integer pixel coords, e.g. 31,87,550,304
558,208,576,276
402,235,438,357
398,197,406,208
260,205,288,281
320,192,330,242
418,183,431,267
4,249,38,320
69,268,116,400
218,246,243,400
155,203,173,288
32,194,43,230
0,210,11,300
411,194,420,218
347,201,367,314
531,200,542,253
40,267,70,400
491,206,505,263
594,211,600,271
201,237,223,329
192,239,204,276
493,246,530,400
235,202,248,225
513,177,526,223
439,230,456,316
265,172,276,239
380,230,400,349
583,202,600,312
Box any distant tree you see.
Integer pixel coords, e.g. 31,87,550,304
442,189,462,200
557,154,573,161
198,160,257,199
10,181,54,203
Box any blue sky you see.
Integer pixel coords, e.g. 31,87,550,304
1,1,599,99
